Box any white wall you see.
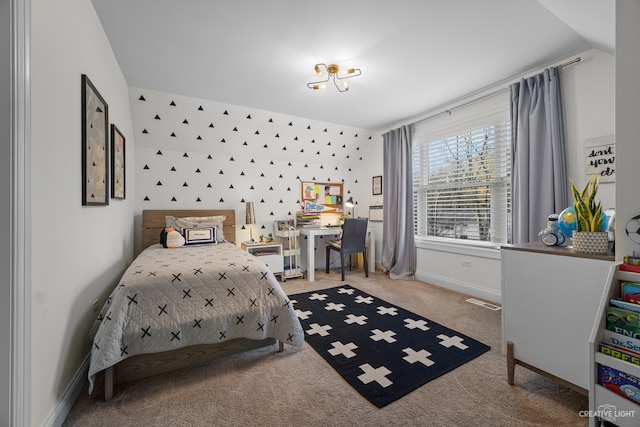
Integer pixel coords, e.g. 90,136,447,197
615,0,640,260
370,48,616,304
130,88,379,266
30,0,135,425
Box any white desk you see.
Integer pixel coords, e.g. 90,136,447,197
299,227,375,281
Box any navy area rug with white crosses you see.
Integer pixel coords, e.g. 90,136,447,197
289,285,490,408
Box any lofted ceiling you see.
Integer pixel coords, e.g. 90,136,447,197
92,0,614,131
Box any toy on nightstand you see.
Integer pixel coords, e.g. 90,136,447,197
539,214,567,246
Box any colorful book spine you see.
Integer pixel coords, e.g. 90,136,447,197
598,364,640,406
603,329,640,354
610,298,640,313
599,342,640,365
607,306,640,338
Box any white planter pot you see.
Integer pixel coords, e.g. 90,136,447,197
572,231,609,255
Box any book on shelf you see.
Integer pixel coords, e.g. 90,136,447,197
620,263,640,274
607,306,640,336
611,298,640,313
599,342,640,365
623,255,640,266
603,329,640,354
598,364,640,406
621,282,640,303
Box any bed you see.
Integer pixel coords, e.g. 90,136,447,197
87,209,304,401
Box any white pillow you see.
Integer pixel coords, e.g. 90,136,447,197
165,215,226,242
183,227,216,245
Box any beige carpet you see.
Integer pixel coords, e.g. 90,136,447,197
63,270,588,426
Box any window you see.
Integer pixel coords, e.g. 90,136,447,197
413,92,511,245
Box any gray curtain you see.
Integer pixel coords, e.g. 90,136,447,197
381,124,416,280
511,67,568,244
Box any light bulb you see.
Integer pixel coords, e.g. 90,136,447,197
313,83,326,90
343,81,349,91
314,64,323,76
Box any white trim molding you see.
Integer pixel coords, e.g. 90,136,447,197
10,0,32,425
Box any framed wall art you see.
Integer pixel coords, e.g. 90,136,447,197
372,175,382,195
81,74,109,205
111,124,126,199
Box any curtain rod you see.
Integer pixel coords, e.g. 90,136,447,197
410,56,582,127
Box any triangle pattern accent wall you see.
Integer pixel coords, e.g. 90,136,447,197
131,87,379,241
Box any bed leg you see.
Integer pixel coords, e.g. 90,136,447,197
278,341,284,352
104,366,114,402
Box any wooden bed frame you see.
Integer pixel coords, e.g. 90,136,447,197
101,209,284,401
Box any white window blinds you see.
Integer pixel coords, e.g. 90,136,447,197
412,91,511,244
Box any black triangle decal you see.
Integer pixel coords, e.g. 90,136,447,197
279,199,283,203
255,130,260,135
157,150,163,155
219,198,224,202
196,197,201,202
209,123,215,128
207,183,212,188
323,128,327,132
196,168,201,173
183,182,188,187
154,114,161,120
171,132,176,137
198,105,204,111
183,153,189,157
241,172,245,176
207,154,213,159
247,114,252,119
157,181,162,186
142,129,148,134
260,173,265,177
275,133,279,138
230,157,234,161
229,184,234,189
143,165,149,169
340,131,344,135
170,101,176,106
139,95,146,101
171,197,177,201
268,118,273,122
221,138,226,143
243,141,248,146
307,125,311,129
250,185,255,189
269,186,273,190
144,196,150,201
294,136,298,140
233,127,238,131
171,167,176,171
223,110,229,115
279,174,283,178
250,159,255,163
282,146,287,150
288,122,293,126
197,135,202,140
219,170,224,174
183,119,189,124
270,161,274,165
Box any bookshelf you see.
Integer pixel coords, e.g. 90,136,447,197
589,264,640,426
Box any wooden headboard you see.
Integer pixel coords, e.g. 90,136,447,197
141,209,236,249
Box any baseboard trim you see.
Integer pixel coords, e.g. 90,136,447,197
42,353,89,427
416,271,501,304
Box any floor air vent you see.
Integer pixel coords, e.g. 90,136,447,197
465,298,501,311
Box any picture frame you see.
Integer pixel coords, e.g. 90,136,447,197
111,124,126,199
372,175,382,195
81,74,109,205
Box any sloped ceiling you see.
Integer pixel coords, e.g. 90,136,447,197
92,0,613,131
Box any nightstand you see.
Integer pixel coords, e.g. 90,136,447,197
240,241,284,281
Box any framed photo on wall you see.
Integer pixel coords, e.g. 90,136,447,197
81,74,109,205
372,175,382,195
111,124,126,199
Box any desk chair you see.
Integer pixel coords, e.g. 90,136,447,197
325,218,369,281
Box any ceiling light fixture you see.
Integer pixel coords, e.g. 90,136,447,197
307,63,361,92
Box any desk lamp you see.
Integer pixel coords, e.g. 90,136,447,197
345,197,355,218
